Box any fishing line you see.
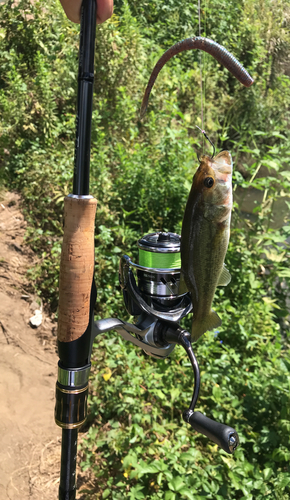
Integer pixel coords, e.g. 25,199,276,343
197,0,212,159
203,0,207,131
198,0,203,134
198,0,208,155
139,248,181,269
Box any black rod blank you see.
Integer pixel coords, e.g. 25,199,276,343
73,0,97,195
59,429,78,500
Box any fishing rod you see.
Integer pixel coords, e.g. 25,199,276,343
55,0,97,498
54,3,254,496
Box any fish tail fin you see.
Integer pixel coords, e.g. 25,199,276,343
191,310,222,342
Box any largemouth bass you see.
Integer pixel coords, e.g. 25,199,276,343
181,151,233,341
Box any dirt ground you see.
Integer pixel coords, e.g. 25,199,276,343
0,191,62,500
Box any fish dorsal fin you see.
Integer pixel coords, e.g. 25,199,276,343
217,265,231,286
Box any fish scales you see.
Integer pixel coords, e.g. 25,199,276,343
181,151,233,341
183,209,229,319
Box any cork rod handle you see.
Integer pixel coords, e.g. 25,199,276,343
57,195,97,343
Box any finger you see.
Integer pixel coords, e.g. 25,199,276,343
60,0,113,25
60,0,82,23
96,0,114,24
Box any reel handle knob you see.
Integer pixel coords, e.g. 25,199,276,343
183,410,239,454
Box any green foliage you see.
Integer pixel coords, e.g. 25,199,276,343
0,0,290,499
81,283,290,499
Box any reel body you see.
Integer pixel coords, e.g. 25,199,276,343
119,232,192,358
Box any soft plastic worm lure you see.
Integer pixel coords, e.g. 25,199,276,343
140,36,254,118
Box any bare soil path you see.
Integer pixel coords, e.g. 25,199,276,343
0,191,61,500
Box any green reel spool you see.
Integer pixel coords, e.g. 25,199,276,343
135,232,184,300
138,247,181,269
137,232,181,269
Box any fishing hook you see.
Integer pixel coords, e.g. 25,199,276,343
196,125,216,159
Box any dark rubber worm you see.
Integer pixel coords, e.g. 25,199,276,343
140,36,254,118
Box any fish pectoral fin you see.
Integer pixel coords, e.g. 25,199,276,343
217,264,231,286
191,310,222,342
178,270,188,294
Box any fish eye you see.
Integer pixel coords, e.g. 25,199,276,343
204,177,214,188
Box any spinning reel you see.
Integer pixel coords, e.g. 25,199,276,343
93,231,239,454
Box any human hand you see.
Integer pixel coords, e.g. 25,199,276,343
60,0,113,24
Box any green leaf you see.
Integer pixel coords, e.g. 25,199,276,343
280,171,290,180
154,461,168,472
129,485,145,499
278,269,290,278
228,471,242,489
263,468,273,481
170,387,180,401
165,491,176,500
157,472,163,485
137,464,159,474
168,476,185,492
277,474,290,489
179,489,196,500
179,451,201,462
153,389,166,400
262,159,280,171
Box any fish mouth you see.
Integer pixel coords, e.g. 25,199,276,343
199,152,232,175
213,151,232,175
214,163,232,175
